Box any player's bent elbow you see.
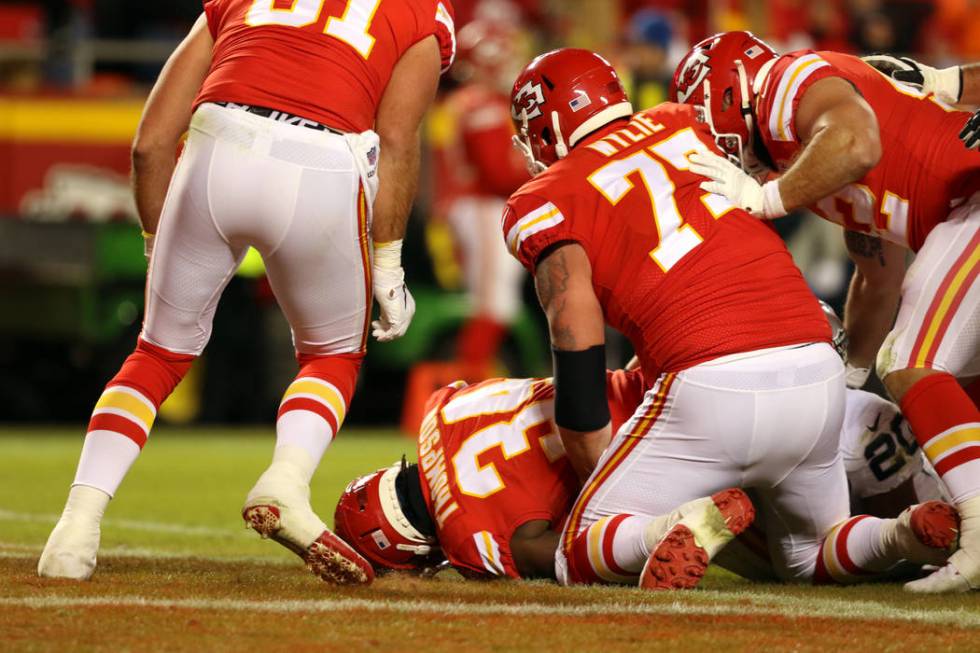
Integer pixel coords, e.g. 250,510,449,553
846,126,882,177
131,136,173,170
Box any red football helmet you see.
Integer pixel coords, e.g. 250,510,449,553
333,462,440,572
510,48,633,174
454,20,521,89
671,31,778,172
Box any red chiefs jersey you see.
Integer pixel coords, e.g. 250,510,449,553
416,370,645,579
503,103,830,375
754,50,980,252
196,0,456,133
447,84,528,197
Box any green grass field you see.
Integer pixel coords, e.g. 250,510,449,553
3,428,980,652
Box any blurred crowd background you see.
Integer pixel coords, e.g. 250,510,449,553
0,0,976,426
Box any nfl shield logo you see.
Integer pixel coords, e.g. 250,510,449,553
569,90,592,112
372,530,391,550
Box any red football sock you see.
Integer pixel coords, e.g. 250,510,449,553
75,338,195,495
273,352,364,479
901,372,980,503
813,516,888,585
456,316,507,376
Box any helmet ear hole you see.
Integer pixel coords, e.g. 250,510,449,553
722,87,734,112
540,126,553,145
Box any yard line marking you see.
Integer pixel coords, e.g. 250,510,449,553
0,545,293,566
1,595,978,628
0,509,239,537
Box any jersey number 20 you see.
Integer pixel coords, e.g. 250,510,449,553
246,0,381,59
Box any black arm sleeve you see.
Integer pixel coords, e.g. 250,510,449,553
552,344,610,432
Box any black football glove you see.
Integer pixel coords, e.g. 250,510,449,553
961,110,980,150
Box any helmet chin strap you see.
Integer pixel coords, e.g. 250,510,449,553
551,111,568,160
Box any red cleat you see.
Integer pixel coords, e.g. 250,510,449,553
909,500,960,551
639,488,755,591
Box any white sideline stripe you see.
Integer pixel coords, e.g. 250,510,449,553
0,594,978,628
0,509,238,537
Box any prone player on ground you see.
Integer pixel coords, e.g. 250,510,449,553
38,0,456,585
332,368,954,584
671,32,980,592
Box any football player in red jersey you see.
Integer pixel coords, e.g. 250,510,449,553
438,20,529,379
492,47,955,591
671,31,980,592
38,0,456,586
332,371,954,584
335,370,644,579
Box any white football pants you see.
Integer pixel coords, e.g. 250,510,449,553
557,343,848,583
447,196,525,324
877,192,980,379
143,102,379,356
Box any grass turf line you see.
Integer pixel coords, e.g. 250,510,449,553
3,428,980,651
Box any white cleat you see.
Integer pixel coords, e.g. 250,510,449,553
905,495,980,594
243,465,373,585
37,485,109,580
37,518,100,580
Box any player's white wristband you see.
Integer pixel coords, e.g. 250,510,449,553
845,363,871,389
761,180,786,219
373,239,403,270
142,230,155,261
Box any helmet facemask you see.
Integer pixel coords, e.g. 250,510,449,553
699,61,768,179
512,108,549,177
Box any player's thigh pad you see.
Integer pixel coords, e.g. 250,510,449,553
142,119,246,355
877,195,980,379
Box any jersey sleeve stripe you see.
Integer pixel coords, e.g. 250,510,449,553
435,2,457,72
473,531,505,576
770,55,829,142
505,202,565,255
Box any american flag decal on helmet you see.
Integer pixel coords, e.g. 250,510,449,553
744,45,765,59
569,90,592,112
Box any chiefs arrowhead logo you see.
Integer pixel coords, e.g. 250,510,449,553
675,51,711,103
511,81,546,121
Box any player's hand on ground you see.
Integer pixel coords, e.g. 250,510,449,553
961,110,980,150
862,54,961,105
372,240,416,342
688,150,766,216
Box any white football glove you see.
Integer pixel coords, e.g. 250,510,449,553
687,150,786,219
371,240,416,342
862,54,961,105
